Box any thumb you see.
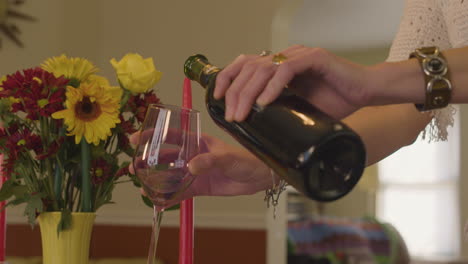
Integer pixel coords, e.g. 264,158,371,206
188,153,217,175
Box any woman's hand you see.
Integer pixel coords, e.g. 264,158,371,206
214,45,380,121
129,132,273,208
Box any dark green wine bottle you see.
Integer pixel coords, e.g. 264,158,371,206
184,54,366,202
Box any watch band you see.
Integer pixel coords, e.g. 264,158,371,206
410,46,452,111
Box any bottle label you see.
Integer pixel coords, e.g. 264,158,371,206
147,109,171,166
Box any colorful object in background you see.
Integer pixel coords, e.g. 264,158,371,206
179,77,194,264
287,216,408,264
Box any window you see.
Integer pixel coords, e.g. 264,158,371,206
377,110,461,258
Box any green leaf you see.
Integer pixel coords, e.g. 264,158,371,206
57,209,72,234
4,197,27,208
68,78,80,88
24,195,43,227
119,161,131,170
94,184,115,210
12,185,28,199
129,174,142,188
123,147,135,158
90,145,106,159
166,203,180,211
0,180,28,202
0,180,15,201
141,195,153,208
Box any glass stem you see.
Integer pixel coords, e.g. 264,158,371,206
148,206,164,264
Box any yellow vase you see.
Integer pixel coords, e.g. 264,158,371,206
38,212,96,264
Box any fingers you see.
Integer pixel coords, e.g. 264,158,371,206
216,45,331,122
129,131,142,145
233,59,276,121
219,55,279,122
187,152,273,197
214,54,256,100
258,48,332,106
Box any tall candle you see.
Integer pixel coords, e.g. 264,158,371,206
179,77,194,264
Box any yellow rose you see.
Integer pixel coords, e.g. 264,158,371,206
110,53,162,94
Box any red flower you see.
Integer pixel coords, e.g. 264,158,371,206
8,127,40,156
0,68,68,120
120,116,137,135
35,136,64,160
118,133,131,151
127,92,160,123
25,133,43,155
91,158,113,185
0,125,43,178
0,128,16,178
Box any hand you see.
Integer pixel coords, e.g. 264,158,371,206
129,132,273,208
214,45,379,121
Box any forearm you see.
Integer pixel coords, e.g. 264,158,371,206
370,46,468,105
342,104,432,166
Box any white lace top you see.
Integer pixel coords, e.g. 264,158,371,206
386,0,466,141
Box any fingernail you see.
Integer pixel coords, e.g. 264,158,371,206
234,110,245,122
225,111,234,122
213,90,221,100
256,97,267,106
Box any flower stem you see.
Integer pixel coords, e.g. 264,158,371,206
54,129,66,207
80,138,93,212
54,164,62,206
120,90,131,111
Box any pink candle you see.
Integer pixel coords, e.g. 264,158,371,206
0,153,6,262
179,78,194,264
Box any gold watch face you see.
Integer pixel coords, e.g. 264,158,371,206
0,0,36,49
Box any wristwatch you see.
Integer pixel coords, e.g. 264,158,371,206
410,46,452,111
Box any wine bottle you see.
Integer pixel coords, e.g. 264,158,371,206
184,54,366,202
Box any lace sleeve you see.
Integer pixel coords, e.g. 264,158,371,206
421,106,457,142
387,0,458,141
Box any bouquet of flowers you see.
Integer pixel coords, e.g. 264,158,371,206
0,53,161,228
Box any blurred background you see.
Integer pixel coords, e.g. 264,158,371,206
2,0,467,264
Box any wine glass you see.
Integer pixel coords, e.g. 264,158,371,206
133,103,200,264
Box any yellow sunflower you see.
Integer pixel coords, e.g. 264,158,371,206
86,74,110,87
52,82,123,145
41,54,99,82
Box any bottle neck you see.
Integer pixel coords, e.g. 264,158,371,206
199,64,220,88
184,55,221,88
